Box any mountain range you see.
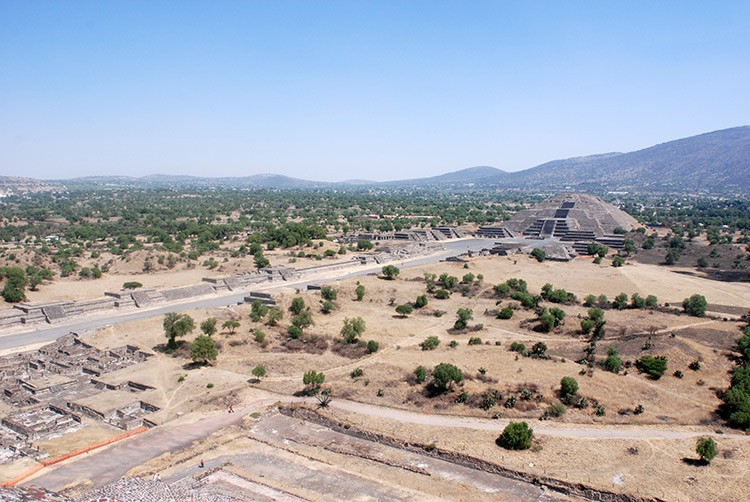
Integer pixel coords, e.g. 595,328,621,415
4,126,749,194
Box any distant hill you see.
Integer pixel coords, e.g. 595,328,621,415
382,166,508,186
504,126,750,192
19,126,750,194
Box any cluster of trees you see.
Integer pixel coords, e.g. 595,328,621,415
721,321,750,429
0,265,55,303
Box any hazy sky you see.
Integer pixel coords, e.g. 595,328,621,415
1,1,748,181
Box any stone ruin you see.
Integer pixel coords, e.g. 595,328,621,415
483,193,637,253
0,334,157,464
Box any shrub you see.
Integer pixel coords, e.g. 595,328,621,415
366,340,380,353
696,437,718,464
340,317,366,343
381,264,400,280
497,422,533,450
602,347,622,373
351,367,364,378
510,341,526,353
468,337,482,345
612,292,629,310
254,329,266,344
421,336,441,351
321,286,337,301
415,294,428,308
636,355,668,379
123,281,143,289
252,365,267,379
547,402,566,417
432,362,463,391
434,289,451,299
414,365,427,383
683,294,708,317
395,304,413,317
630,293,646,309
355,284,366,301
531,248,546,262
321,300,334,314
290,297,306,315
689,360,701,371
287,325,303,339
560,376,579,403
497,307,514,319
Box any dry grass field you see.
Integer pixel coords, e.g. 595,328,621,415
6,248,750,500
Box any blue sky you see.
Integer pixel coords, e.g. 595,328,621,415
1,1,748,181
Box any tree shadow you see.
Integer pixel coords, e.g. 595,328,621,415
681,457,708,467
182,361,207,371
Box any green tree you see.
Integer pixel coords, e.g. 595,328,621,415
341,317,366,344
191,335,218,364
695,437,718,464
381,264,400,280
612,292,629,310
355,284,365,301
454,307,473,330
1,267,27,303
164,312,195,350
200,317,217,336
560,376,579,404
291,309,314,329
602,347,622,373
321,300,334,314
366,340,380,353
252,364,267,379
321,286,337,301
357,239,373,250
290,297,306,315
251,300,269,322
421,336,441,351
395,304,413,317
636,355,668,379
683,294,708,317
303,370,325,393
266,307,283,326
497,421,533,450
414,365,428,383
222,320,240,334
253,251,270,269
531,248,546,262
414,294,428,308
440,274,459,290
432,362,463,392
497,307,514,319
123,281,143,289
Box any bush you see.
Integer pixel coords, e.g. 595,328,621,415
321,300,334,314
602,347,622,373
547,402,566,417
696,437,718,464
421,336,441,351
395,304,413,317
510,341,526,353
321,286,337,301
497,421,533,450
123,281,143,289
497,307,514,319
350,367,364,378
689,360,701,371
414,365,427,383
560,376,579,404
287,325,303,339
468,337,482,345
612,292,629,310
531,248,546,262
355,284,366,301
683,294,708,317
434,289,451,299
636,355,668,379
432,362,463,391
381,264,400,280
415,294,428,308
254,329,266,344
340,317,366,343
366,340,380,353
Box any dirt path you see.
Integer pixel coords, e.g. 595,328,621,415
25,389,750,493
